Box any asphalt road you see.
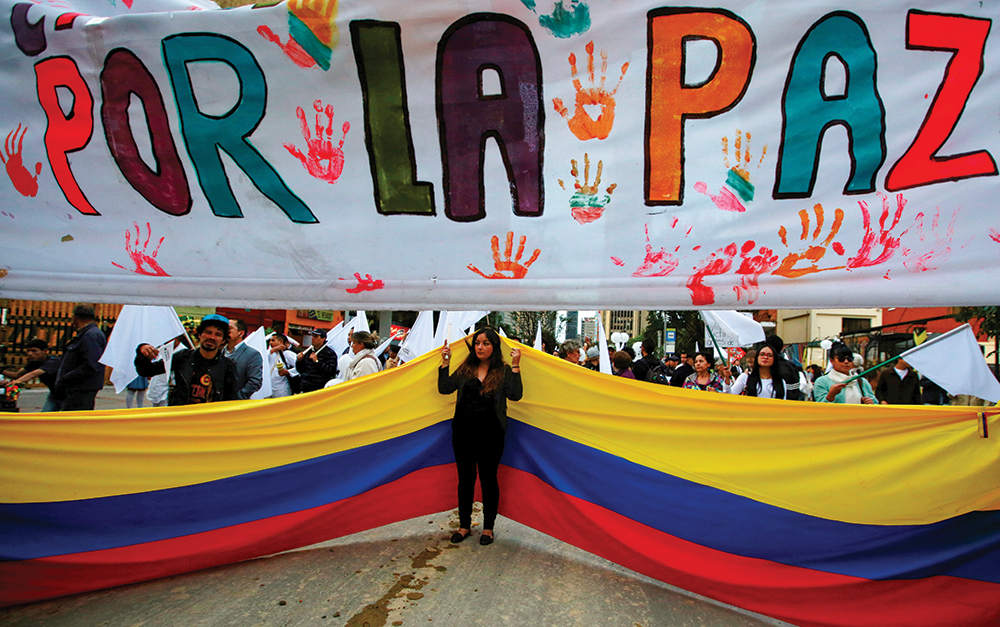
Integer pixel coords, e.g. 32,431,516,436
3,388,793,627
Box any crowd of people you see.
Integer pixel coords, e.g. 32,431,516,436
551,334,959,406
0,310,980,411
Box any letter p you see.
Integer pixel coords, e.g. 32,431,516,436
645,9,755,205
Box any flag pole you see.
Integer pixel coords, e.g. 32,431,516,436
703,317,730,368
841,354,901,386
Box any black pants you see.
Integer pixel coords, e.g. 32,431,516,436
452,420,506,531
60,390,98,411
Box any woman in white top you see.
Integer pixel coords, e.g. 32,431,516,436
729,344,785,399
343,331,382,381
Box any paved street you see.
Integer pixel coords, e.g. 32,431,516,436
3,389,792,627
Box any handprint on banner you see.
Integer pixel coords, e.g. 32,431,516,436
261,0,339,70
625,219,692,277
558,153,617,224
519,0,591,39
257,25,317,69
1,125,42,198
693,130,766,212
552,41,629,141
772,204,846,278
468,231,541,280
687,243,738,306
900,206,963,273
341,272,384,293
284,101,350,184
733,240,778,305
111,222,170,277
847,192,906,269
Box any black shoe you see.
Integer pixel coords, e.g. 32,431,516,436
479,532,494,546
450,531,470,543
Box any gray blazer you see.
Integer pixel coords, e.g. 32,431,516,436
226,342,263,400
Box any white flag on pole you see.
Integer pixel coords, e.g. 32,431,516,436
399,311,436,363
244,326,272,400
596,312,612,374
100,305,186,393
701,310,766,347
900,324,1000,403
533,321,542,350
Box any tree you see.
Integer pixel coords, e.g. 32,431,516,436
955,307,1000,370
642,310,703,354
505,311,557,342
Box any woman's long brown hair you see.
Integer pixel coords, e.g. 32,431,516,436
454,328,506,395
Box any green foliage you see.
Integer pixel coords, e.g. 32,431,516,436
643,310,703,353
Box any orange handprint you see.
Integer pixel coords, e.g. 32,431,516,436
772,204,846,278
552,41,628,141
468,231,541,279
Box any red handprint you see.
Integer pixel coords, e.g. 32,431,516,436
284,100,350,184
258,25,317,69
468,231,541,279
687,243,738,306
111,222,170,276
900,206,962,273
552,41,629,141
772,204,846,278
342,272,384,293
629,221,690,277
847,192,906,269
733,240,778,304
1,125,42,198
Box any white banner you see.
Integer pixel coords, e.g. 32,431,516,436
1,0,998,309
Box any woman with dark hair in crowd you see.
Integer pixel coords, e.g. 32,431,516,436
812,342,876,404
729,344,786,398
439,328,522,546
683,351,731,392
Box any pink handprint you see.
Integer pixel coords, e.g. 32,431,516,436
111,222,170,276
733,240,778,304
1,125,42,198
900,206,962,273
258,25,317,69
847,192,906,269
342,272,384,293
284,100,349,184
687,243,738,306
629,221,690,277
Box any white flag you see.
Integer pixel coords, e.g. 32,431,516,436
701,310,766,347
100,305,186,394
244,326,273,400
533,321,542,351
399,311,436,363
596,312,612,375
900,324,1000,403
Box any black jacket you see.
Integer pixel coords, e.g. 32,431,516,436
631,354,660,382
296,343,339,392
876,368,922,405
55,322,107,394
135,346,239,406
438,364,523,431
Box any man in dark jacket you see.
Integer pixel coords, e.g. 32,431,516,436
876,358,922,405
296,329,339,392
135,314,239,406
54,304,108,410
669,351,695,387
224,318,263,399
631,338,661,382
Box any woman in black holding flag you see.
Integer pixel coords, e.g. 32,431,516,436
439,328,522,546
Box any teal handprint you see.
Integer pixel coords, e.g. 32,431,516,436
520,0,590,39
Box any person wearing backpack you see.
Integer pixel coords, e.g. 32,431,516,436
631,338,661,383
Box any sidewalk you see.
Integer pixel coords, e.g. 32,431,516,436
12,385,128,413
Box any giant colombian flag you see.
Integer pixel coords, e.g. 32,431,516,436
2,339,999,627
